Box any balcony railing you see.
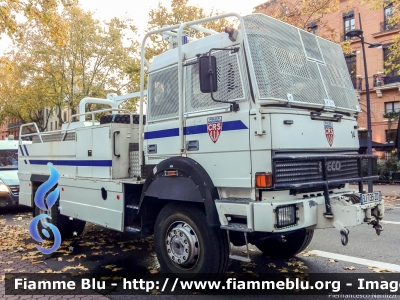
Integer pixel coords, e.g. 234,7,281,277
380,21,399,32
373,74,400,87
7,122,21,129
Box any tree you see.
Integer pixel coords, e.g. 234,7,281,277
254,0,341,41
0,0,68,45
145,0,233,59
0,56,54,131
0,1,140,129
364,0,400,75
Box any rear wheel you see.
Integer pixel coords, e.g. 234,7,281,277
255,229,314,258
154,203,229,278
34,200,86,240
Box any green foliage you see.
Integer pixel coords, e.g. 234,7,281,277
377,158,400,180
0,1,140,130
0,0,68,45
383,111,400,129
146,0,233,60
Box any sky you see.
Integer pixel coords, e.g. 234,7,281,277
82,0,263,32
0,0,264,54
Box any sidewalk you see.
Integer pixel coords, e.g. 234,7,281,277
0,210,110,300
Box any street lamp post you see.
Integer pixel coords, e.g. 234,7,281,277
345,13,381,193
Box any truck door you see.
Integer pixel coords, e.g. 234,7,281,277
184,48,252,189
145,65,180,163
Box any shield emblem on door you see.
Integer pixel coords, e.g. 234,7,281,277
207,116,222,143
324,121,334,147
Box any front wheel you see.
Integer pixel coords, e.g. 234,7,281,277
154,203,229,278
255,229,314,258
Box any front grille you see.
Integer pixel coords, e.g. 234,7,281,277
9,185,19,196
273,155,378,188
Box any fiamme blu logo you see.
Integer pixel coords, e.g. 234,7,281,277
29,163,62,254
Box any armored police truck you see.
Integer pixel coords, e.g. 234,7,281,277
18,13,384,276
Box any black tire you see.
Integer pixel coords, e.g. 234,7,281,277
154,203,229,279
100,114,145,125
34,200,86,240
255,229,314,258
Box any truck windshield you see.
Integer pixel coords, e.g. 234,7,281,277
0,150,18,170
243,14,359,112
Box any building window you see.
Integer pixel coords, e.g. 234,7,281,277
382,3,397,31
63,111,67,122
280,4,289,16
308,22,318,35
50,122,53,131
55,121,57,130
386,129,397,143
345,54,357,88
46,109,49,118
385,101,400,113
358,131,368,139
343,11,355,39
383,44,400,84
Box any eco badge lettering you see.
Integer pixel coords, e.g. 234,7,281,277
29,163,62,254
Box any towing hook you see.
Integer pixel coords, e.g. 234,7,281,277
369,212,383,236
368,220,383,236
340,228,349,246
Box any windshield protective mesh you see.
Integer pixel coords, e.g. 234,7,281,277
243,14,359,111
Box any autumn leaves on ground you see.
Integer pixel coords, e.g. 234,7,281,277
0,210,157,278
1,195,398,293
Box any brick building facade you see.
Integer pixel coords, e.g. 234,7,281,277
0,117,21,140
254,0,400,159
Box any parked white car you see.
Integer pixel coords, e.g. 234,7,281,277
0,138,30,207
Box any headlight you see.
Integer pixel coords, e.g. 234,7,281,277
275,204,297,228
0,180,10,193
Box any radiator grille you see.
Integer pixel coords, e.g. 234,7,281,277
274,156,377,187
9,185,19,196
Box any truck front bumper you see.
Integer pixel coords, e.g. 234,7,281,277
215,191,385,234
251,191,384,233
0,191,19,207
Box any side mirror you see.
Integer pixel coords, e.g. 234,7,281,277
198,55,218,93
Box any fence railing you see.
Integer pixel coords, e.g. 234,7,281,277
373,74,400,87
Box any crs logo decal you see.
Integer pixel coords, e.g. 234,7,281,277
324,121,334,147
29,163,62,255
207,116,222,143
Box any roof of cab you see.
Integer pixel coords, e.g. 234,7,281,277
148,30,244,73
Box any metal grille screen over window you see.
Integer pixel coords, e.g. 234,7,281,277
147,66,179,122
243,14,359,111
185,50,245,113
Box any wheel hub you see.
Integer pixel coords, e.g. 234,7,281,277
165,222,199,268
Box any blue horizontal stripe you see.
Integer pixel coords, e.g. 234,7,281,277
222,120,248,131
144,128,179,140
145,120,248,139
184,124,207,135
29,160,112,167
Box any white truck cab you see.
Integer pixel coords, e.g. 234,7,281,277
18,13,384,277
